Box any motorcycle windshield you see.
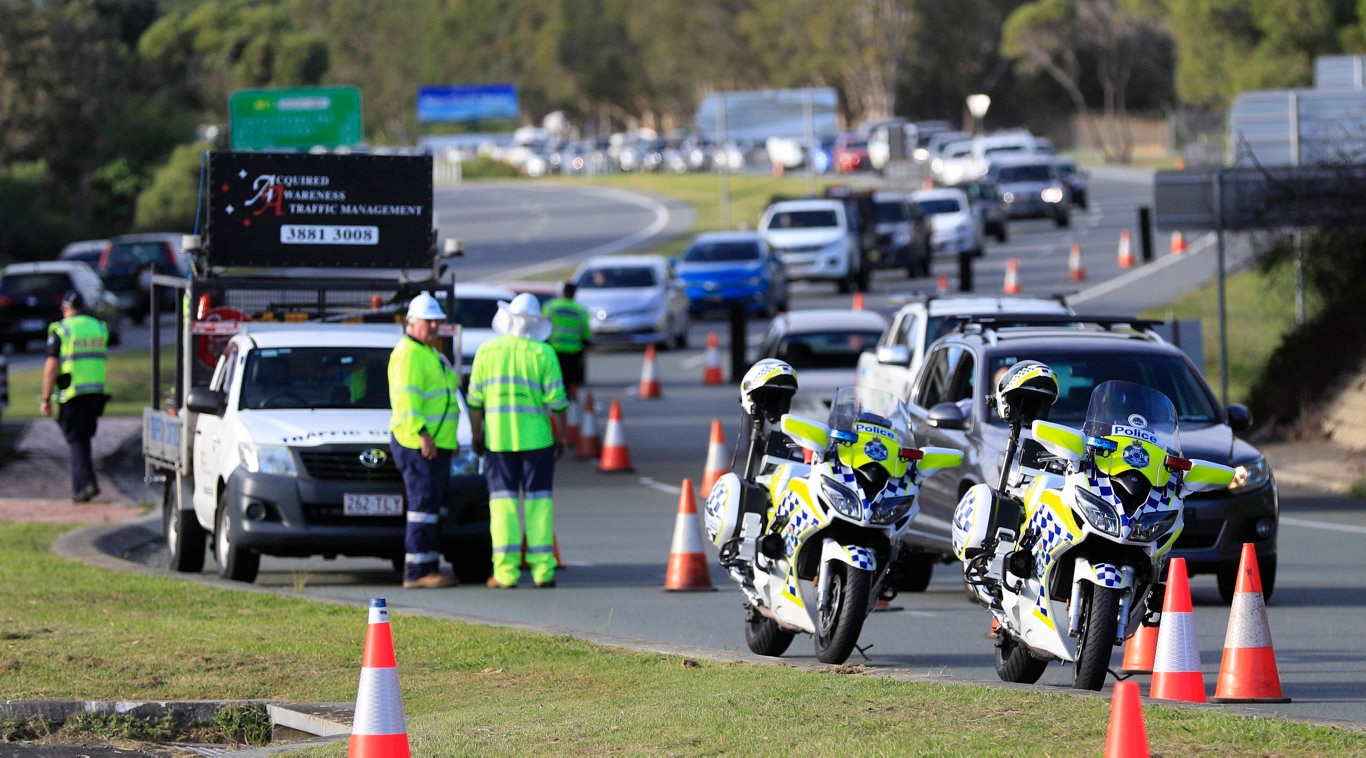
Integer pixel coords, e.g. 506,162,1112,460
828,385,913,450
1081,381,1180,481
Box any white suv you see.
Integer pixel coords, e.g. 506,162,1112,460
759,198,864,293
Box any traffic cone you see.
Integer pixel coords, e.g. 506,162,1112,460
1068,242,1086,282
1002,257,1022,294
1149,558,1206,702
565,390,581,447
701,418,729,493
598,399,634,473
1211,543,1290,703
576,393,601,460
703,332,724,385
936,273,949,294
1104,680,1150,758
1120,622,1160,675
663,478,715,591
1118,229,1135,269
349,598,410,758
852,292,864,310
1169,230,1188,256
638,344,662,399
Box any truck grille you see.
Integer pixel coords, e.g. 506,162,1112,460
298,447,402,483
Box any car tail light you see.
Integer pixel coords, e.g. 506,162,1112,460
0,295,10,308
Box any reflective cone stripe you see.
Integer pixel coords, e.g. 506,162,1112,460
349,598,410,758
1211,543,1290,703
1068,242,1086,282
852,292,864,310
1120,622,1159,675
565,393,581,447
703,332,724,385
701,418,729,493
639,345,662,399
576,394,600,460
1118,229,1135,268
936,273,949,294
1003,257,1022,294
1104,680,1150,758
664,479,715,591
1149,558,1206,702
598,399,634,472
1170,230,1188,255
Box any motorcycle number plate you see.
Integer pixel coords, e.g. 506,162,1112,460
343,493,404,516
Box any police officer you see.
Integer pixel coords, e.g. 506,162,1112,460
40,290,110,502
542,281,592,398
467,293,568,589
388,292,461,589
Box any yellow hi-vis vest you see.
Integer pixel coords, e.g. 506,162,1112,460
388,335,461,450
51,314,108,403
467,335,568,452
543,297,591,354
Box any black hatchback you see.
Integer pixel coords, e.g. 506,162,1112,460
0,260,124,352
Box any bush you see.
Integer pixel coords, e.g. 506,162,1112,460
133,142,212,232
0,161,75,264
459,156,520,179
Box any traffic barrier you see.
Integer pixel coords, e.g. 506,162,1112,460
1211,543,1290,703
663,478,715,591
576,393,601,460
852,292,864,311
348,598,410,757
701,418,729,493
936,273,950,294
1120,622,1159,676
1104,680,1150,758
598,399,634,473
1118,229,1136,269
1068,242,1086,282
565,391,581,447
703,331,724,385
1170,230,1188,256
1002,257,1022,294
639,344,662,399
1149,557,1206,702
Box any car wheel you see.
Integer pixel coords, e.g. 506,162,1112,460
214,491,260,583
1217,554,1276,604
1055,211,1070,228
895,551,935,592
995,226,1009,243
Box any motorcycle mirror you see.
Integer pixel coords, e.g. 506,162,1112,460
1164,455,1192,471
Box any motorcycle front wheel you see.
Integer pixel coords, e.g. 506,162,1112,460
744,606,795,657
994,629,1048,684
813,563,871,664
1073,584,1122,690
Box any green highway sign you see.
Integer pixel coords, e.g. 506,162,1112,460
229,86,363,151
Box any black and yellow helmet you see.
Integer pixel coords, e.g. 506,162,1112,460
994,360,1058,423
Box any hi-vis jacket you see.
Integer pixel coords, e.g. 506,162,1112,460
467,335,568,452
543,297,591,354
388,335,460,450
50,314,108,403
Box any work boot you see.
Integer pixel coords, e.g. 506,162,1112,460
403,573,457,589
485,576,518,589
74,485,100,503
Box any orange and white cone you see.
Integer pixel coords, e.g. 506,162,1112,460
1211,543,1290,703
852,292,864,310
349,598,410,757
1149,557,1206,702
1120,622,1160,676
701,418,729,494
1170,230,1188,256
639,344,662,399
1118,229,1135,269
576,393,601,460
565,391,581,448
936,273,950,294
1068,242,1086,282
1002,257,1022,294
1104,680,1150,758
663,478,715,591
703,331,724,385
598,399,634,473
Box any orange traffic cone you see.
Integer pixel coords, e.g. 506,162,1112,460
1120,622,1160,675
663,478,715,591
1104,680,1150,758
349,598,410,757
1118,229,1135,269
701,418,729,493
1149,557,1206,702
1002,257,1022,294
576,393,601,460
639,345,662,399
1169,230,1188,256
852,292,864,310
936,273,949,294
565,391,581,447
1211,543,1290,703
703,331,724,385
598,399,634,473
1068,242,1086,282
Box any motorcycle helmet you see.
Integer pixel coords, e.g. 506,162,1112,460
739,359,798,423
994,360,1058,423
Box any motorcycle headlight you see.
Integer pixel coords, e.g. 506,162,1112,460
1075,487,1119,536
821,475,864,519
1130,510,1180,543
870,493,916,525
1228,455,1270,492
239,444,297,476
451,447,483,477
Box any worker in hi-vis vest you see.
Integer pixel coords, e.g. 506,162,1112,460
542,280,592,398
388,292,461,589
40,290,110,503
467,293,568,589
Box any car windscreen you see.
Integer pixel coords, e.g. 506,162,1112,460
873,201,910,223
767,210,838,229
240,347,393,410
917,198,962,215
994,164,1055,183
683,241,760,263
0,273,69,298
984,351,1221,427
448,296,501,328
577,266,657,288
775,330,881,370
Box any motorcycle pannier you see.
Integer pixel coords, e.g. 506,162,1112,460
952,483,1023,560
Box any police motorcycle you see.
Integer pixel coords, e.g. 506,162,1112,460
952,361,1235,690
705,360,962,664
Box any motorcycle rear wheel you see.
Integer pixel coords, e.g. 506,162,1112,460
994,630,1048,684
814,563,871,664
1073,584,1121,690
744,606,795,657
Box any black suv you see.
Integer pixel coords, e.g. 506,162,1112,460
895,317,1277,602
97,233,187,324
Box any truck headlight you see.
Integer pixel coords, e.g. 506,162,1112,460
1229,455,1271,492
240,444,297,476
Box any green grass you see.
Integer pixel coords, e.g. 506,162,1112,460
2,525,1363,756
3,344,175,420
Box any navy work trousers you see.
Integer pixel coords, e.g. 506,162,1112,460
391,435,450,582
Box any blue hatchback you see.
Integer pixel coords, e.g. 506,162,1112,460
674,231,789,317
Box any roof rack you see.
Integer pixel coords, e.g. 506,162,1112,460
955,314,1169,345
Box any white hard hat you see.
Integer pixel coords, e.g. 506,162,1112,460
407,292,446,321
492,292,551,341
